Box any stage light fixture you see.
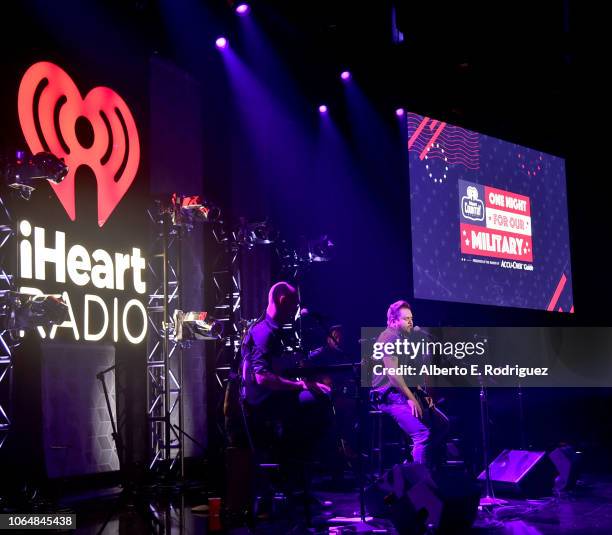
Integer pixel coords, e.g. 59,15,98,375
215,37,228,49
174,193,221,223
235,3,250,15
340,71,351,81
318,105,328,114
395,108,405,117
160,193,221,229
173,310,223,341
277,239,300,270
0,291,69,331
277,233,335,273
2,150,68,200
308,235,334,262
236,218,278,247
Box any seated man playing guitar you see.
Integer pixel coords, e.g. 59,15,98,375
240,282,331,459
371,300,449,469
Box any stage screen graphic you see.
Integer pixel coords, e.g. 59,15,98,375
408,112,573,312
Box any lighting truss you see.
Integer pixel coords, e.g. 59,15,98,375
0,194,17,451
146,207,185,474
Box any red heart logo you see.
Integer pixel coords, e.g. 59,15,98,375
17,61,140,227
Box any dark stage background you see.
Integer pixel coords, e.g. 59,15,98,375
0,0,610,484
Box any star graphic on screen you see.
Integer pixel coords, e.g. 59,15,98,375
465,238,470,246
424,148,448,184
523,241,531,254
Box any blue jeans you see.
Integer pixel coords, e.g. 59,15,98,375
380,392,449,468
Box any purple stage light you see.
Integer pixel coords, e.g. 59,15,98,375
215,37,228,49
395,108,405,117
340,71,351,81
235,3,250,15
318,105,328,114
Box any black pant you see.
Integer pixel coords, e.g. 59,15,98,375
245,390,332,463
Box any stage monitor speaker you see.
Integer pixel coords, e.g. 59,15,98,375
549,446,581,492
477,449,556,497
365,463,480,535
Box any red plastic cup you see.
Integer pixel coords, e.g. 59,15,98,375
208,496,221,516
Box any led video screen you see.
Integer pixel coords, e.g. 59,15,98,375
408,112,573,312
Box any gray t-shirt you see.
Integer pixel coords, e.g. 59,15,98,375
371,326,406,394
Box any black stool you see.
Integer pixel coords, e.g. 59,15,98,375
369,409,409,477
239,399,319,527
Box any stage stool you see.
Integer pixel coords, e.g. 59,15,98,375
444,438,465,471
253,463,288,518
238,401,320,527
225,453,289,522
254,458,324,527
369,410,409,478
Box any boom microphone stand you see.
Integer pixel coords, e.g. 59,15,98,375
95,365,164,535
478,383,506,507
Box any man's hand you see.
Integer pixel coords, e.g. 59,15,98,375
408,399,423,419
306,381,331,395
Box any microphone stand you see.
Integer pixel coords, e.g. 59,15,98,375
94,366,164,535
468,331,506,507
478,381,506,507
517,383,527,450
96,365,125,480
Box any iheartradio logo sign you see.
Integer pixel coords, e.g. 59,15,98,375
17,61,140,227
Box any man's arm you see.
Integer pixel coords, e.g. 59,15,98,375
250,329,329,394
255,371,306,391
255,372,331,395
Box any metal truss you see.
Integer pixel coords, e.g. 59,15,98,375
146,209,185,474
210,228,243,440
0,194,17,451
145,205,245,475
146,498,187,534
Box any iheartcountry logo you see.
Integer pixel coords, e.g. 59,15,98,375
461,185,484,222
17,61,140,227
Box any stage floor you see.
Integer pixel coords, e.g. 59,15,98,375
59,473,612,534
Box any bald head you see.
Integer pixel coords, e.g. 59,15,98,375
267,281,299,323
